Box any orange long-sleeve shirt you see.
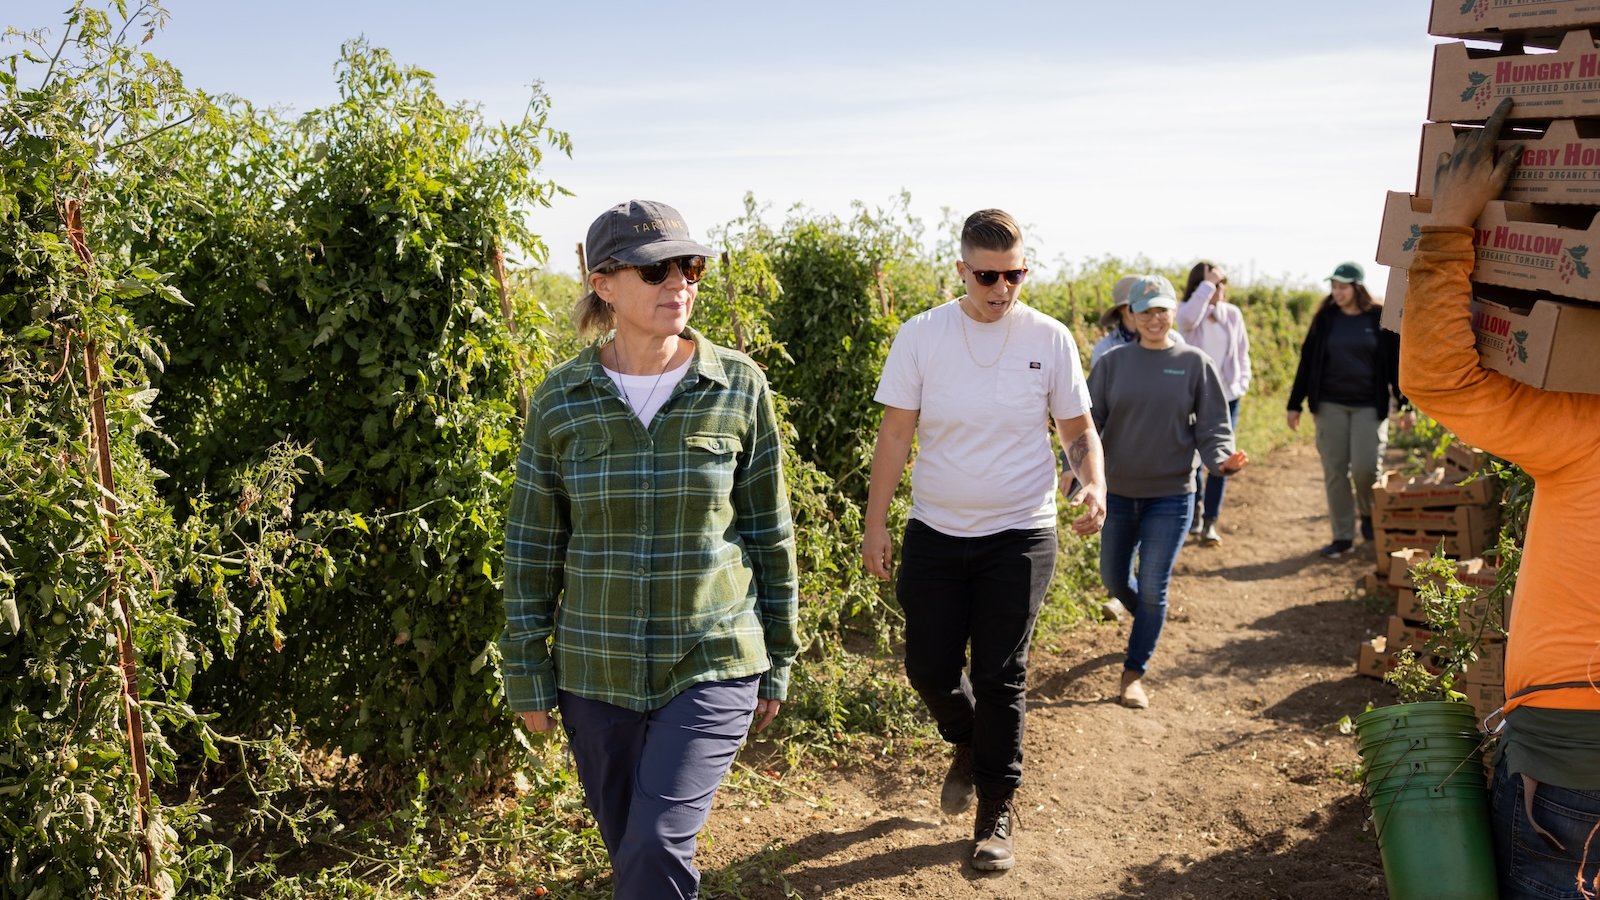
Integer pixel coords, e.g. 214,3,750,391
1403,227,1600,715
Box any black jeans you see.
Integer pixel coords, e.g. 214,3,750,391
896,518,1057,800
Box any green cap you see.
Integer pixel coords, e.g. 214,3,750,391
1126,275,1177,313
1328,261,1365,284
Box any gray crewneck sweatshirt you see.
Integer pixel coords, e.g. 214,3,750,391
1088,342,1235,499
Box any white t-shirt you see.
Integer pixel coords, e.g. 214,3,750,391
874,299,1091,537
604,358,692,426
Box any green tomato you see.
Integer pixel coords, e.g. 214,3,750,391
50,611,67,626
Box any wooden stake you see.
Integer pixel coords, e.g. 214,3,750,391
64,197,153,892
722,250,745,353
490,241,528,418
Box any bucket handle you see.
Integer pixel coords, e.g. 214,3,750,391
1364,730,1498,842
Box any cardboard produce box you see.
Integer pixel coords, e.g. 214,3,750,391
1354,636,1449,680
1391,554,1503,592
1443,441,1490,476
1377,526,1495,560
1465,682,1497,717
1381,266,1408,333
1395,585,1510,633
1376,541,1410,579
1386,548,1431,588
1376,269,1600,393
1357,635,1388,679
1388,615,1438,654
1431,0,1600,40
1429,31,1600,123
1396,586,1427,624
1418,120,1600,206
1459,680,1506,720
1467,296,1600,393
1374,468,1494,510
1476,639,1508,674
1376,503,1498,535
1376,192,1600,305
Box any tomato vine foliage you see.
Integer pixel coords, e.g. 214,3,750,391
130,39,570,792
2,5,326,897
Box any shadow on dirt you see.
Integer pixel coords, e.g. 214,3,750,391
1028,651,1124,704
705,816,959,898
1180,549,1340,584
1260,676,1396,730
1183,598,1387,673
1091,793,1385,900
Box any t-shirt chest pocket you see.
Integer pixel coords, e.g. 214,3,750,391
995,363,1046,411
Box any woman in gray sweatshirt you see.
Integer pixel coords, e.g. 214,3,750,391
1087,274,1247,709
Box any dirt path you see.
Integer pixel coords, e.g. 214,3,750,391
700,440,1400,900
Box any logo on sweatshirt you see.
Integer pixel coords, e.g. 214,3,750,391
1163,368,1186,376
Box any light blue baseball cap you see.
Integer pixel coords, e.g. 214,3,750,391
1127,275,1177,313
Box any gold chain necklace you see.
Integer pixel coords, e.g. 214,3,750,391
957,299,1015,368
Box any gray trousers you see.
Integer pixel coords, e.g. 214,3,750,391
1312,402,1387,542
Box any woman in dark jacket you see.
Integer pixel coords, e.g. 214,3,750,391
1285,261,1406,559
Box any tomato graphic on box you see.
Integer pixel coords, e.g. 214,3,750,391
1462,71,1492,109
1558,245,1590,285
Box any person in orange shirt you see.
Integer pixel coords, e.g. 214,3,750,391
1405,97,1600,899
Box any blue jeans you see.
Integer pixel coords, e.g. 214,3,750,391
1492,755,1600,899
1099,493,1193,675
1194,399,1240,521
559,676,759,900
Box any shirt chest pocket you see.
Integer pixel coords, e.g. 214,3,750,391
683,433,742,498
995,363,1046,412
559,437,611,490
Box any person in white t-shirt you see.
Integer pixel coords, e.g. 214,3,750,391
862,209,1107,873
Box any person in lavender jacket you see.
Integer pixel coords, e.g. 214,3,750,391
1174,262,1251,546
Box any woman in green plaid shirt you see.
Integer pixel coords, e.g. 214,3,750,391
499,201,799,900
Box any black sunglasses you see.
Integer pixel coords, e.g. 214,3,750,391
609,255,706,285
967,266,1028,287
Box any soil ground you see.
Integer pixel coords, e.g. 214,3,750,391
699,440,1401,900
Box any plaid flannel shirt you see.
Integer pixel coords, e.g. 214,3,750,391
499,327,799,712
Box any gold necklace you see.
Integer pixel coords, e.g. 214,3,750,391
957,299,1015,368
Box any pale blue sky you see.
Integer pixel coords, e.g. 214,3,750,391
12,2,1446,288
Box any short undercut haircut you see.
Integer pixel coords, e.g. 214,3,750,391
961,208,1023,255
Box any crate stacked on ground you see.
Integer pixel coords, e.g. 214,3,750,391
1374,0,1600,397
1369,449,1497,581
1355,550,1509,714
1354,439,1506,708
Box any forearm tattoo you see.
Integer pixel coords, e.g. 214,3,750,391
1068,431,1090,477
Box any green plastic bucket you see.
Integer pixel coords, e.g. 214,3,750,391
1354,703,1498,899
1359,733,1482,763
1363,755,1488,795
1355,701,1480,743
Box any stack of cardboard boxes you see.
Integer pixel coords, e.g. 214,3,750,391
1354,441,1508,721
1375,0,1600,396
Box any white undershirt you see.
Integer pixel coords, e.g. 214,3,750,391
603,358,692,426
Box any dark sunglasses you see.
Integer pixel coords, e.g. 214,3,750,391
967,266,1028,287
610,255,706,285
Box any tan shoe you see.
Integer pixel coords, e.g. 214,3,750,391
1120,670,1149,709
